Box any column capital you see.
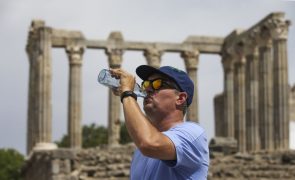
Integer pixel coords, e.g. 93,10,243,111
242,33,259,56
269,19,290,40
233,43,246,67
143,48,162,68
257,26,272,48
222,54,234,72
105,48,124,68
66,45,84,65
26,22,52,64
226,42,246,62
181,50,199,70
235,57,246,67
26,41,38,65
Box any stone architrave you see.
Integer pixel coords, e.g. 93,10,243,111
181,50,200,123
26,21,53,153
233,53,247,153
144,48,162,68
66,45,84,149
222,54,235,138
271,19,290,150
244,37,260,152
258,27,274,151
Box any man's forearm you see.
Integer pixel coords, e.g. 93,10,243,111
122,96,158,147
122,97,176,160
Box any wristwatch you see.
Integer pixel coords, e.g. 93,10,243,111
121,91,137,103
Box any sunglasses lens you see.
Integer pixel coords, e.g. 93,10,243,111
152,79,162,90
142,81,150,90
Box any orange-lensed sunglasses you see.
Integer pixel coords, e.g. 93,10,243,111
141,78,180,91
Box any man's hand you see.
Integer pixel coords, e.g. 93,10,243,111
109,68,136,96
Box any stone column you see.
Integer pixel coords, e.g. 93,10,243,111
234,56,247,153
214,93,224,137
271,20,290,150
181,50,199,122
26,21,41,154
105,32,124,146
258,28,274,151
222,54,235,138
37,27,53,146
290,85,295,122
26,46,35,154
289,84,295,122
66,45,84,149
26,21,56,152
144,48,162,68
105,48,123,146
245,43,260,152
26,20,57,153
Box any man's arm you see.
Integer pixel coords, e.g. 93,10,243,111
122,96,176,160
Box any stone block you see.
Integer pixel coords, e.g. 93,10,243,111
209,137,238,155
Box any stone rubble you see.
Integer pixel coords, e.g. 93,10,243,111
22,144,295,180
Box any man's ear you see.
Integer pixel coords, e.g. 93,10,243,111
176,92,187,106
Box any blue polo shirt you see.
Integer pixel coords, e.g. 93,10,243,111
130,122,209,180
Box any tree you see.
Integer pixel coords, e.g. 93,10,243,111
0,148,24,180
82,123,108,148
56,122,132,148
120,122,132,144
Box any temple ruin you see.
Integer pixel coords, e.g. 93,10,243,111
23,12,295,179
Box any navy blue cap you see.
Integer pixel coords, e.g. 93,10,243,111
136,65,194,106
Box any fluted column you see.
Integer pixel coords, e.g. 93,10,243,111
105,48,123,146
182,50,199,122
245,43,260,152
26,20,57,153
37,27,53,146
234,57,247,153
222,54,235,138
214,93,224,136
66,45,84,149
258,29,274,151
105,32,124,146
26,46,35,154
26,21,42,154
271,20,290,150
144,48,162,68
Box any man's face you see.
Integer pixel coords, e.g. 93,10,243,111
142,74,179,116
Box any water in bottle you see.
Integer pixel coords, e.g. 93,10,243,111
97,69,147,98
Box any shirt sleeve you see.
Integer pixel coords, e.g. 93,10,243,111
162,123,209,169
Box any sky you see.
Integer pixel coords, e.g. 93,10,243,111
0,0,294,155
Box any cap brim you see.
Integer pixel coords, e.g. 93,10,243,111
136,65,168,80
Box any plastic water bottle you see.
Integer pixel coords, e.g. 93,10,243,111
97,69,147,98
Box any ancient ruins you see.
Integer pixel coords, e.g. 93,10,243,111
23,12,295,179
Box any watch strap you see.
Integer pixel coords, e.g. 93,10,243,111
121,91,137,103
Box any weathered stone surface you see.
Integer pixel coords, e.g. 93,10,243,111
209,150,295,180
22,144,135,180
209,137,238,156
290,85,295,121
22,144,295,180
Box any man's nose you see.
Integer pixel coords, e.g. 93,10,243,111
145,86,154,94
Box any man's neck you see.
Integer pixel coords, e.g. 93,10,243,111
149,111,184,132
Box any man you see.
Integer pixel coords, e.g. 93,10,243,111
110,65,209,180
